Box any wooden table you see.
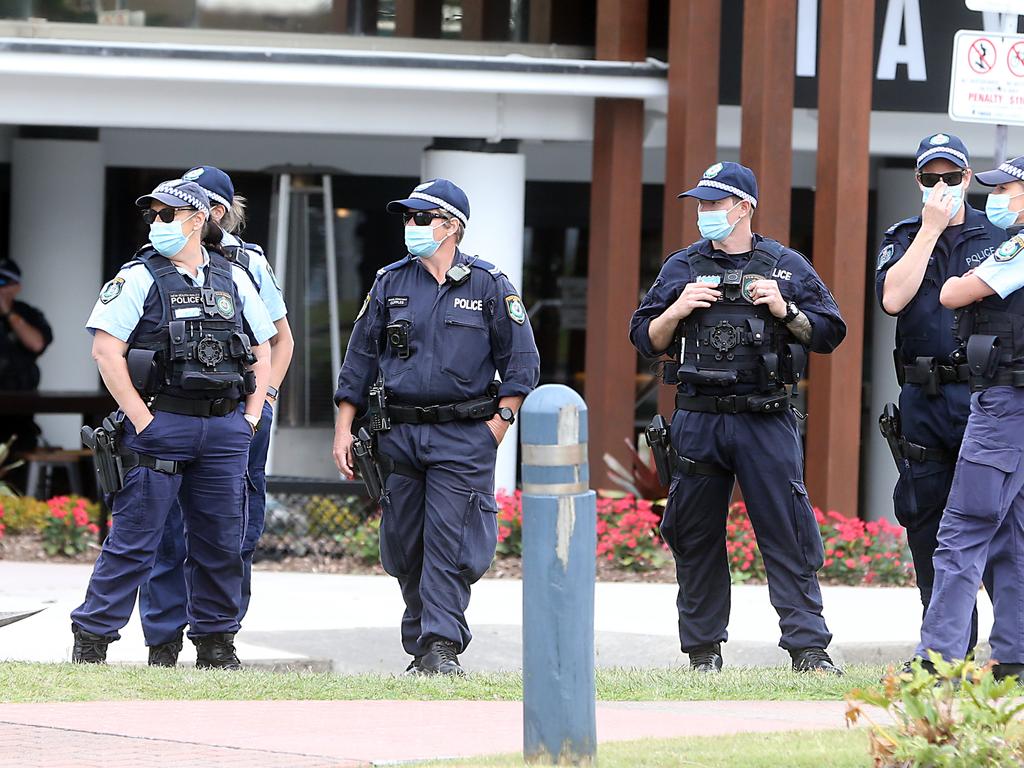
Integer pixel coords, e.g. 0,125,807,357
0,390,116,422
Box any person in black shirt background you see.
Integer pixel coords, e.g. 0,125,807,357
0,259,53,461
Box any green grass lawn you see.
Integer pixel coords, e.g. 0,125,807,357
411,729,871,768
0,662,888,703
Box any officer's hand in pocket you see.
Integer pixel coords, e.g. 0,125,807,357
132,411,155,435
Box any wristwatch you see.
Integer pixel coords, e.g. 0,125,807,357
244,413,261,433
782,301,800,324
497,406,516,425
266,385,280,401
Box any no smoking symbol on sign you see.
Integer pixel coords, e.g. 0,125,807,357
1010,42,1024,78
970,38,997,74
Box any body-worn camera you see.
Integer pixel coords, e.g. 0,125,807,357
386,320,411,359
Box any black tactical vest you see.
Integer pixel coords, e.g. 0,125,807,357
676,240,804,393
957,231,1024,391
126,250,256,401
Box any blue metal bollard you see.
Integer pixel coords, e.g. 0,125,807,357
520,384,597,765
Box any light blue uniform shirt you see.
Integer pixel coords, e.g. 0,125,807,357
221,231,288,322
86,247,277,344
975,233,1024,299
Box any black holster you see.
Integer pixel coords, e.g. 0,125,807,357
966,334,1002,381
81,422,122,496
644,414,673,487
352,427,385,502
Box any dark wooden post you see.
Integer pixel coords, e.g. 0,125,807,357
461,0,510,40
805,0,875,516
394,0,443,38
330,0,378,34
586,0,648,478
658,0,722,419
740,0,796,243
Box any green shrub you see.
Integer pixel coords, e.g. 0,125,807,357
305,495,362,539
337,515,381,565
0,496,50,533
41,496,100,557
847,654,1024,767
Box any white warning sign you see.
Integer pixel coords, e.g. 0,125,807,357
949,29,1024,127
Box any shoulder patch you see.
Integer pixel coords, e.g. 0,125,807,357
99,277,125,304
885,217,919,236
994,235,1024,263
505,294,527,325
355,292,370,320
877,243,896,271
214,291,235,319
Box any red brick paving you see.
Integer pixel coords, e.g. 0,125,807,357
0,699,865,766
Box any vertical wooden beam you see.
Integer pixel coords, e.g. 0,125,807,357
805,0,874,516
461,0,510,40
740,0,796,243
394,0,442,38
658,0,721,418
527,0,553,43
529,0,596,46
586,0,647,479
331,0,378,34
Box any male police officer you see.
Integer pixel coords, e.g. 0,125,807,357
876,134,1005,648
71,180,275,667
138,166,294,666
333,179,540,675
629,162,847,674
0,259,52,458
916,155,1024,678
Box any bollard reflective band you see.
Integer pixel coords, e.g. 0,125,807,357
520,442,588,466
524,481,589,493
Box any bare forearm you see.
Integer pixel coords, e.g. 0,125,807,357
7,312,45,354
95,354,150,427
499,395,524,414
245,342,271,419
786,312,813,344
336,400,357,435
647,313,680,355
940,275,994,309
268,318,294,391
882,232,939,314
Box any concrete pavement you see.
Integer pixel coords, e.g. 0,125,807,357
0,559,994,670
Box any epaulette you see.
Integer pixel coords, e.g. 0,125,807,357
375,255,414,278
885,216,920,236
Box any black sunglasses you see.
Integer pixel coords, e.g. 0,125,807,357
141,207,192,225
917,171,965,188
403,211,450,226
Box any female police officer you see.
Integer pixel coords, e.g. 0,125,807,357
332,179,539,676
71,179,275,668
915,155,1024,680
138,166,293,666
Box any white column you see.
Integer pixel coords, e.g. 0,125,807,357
421,146,527,495
863,166,920,523
9,138,105,448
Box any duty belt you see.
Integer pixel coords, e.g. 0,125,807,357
896,437,953,464
675,391,789,415
899,357,970,394
972,367,1024,391
389,395,498,425
151,394,240,417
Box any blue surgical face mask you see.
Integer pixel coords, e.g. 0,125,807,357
985,192,1024,229
922,183,964,220
404,223,449,258
697,201,744,241
149,213,198,258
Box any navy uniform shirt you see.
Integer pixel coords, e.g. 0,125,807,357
875,204,1005,364
629,235,846,373
0,300,52,390
335,249,540,410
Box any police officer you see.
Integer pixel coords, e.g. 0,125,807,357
876,134,1005,648
70,179,276,668
0,259,52,459
915,155,1024,679
138,166,294,667
332,179,540,675
629,162,847,674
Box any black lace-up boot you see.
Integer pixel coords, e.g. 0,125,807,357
419,639,465,676
72,627,111,664
148,632,184,667
193,633,241,670
791,647,843,675
687,643,723,673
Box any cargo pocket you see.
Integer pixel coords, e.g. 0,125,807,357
378,494,409,578
441,310,490,384
457,491,499,584
789,480,824,571
892,469,918,529
946,438,1021,522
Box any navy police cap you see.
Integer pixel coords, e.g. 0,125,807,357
915,133,969,169
678,162,759,208
0,259,20,286
976,156,1024,187
135,179,211,216
387,178,470,225
181,165,234,208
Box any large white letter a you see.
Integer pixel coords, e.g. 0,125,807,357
876,0,927,81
